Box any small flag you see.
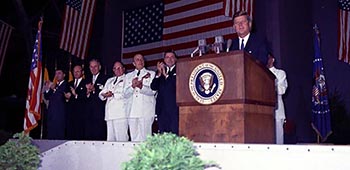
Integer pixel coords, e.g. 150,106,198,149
311,25,332,142
24,18,44,133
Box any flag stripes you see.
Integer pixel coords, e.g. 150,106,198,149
338,0,350,64
0,20,13,76
59,0,97,60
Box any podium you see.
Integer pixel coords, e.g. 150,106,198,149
176,51,276,143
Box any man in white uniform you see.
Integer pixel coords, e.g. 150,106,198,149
99,61,128,141
267,54,288,144
125,54,156,141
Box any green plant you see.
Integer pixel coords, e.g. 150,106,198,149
122,133,219,170
0,132,40,170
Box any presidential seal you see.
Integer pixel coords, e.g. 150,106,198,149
189,62,225,105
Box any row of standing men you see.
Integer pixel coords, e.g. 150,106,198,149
43,50,178,141
43,10,288,143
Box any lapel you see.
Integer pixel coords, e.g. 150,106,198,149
244,33,256,53
169,66,176,76
233,38,240,50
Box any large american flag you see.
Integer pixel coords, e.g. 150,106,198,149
24,19,43,133
311,26,332,142
59,0,97,60
338,0,350,64
0,20,13,76
122,0,253,69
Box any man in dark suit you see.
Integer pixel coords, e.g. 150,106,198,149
229,11,270,66
66,65,87,140
150,50,179,135
43,68,70,140
85,59,108,140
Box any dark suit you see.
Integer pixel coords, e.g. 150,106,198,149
230,33,269,66
85,73,108,140
150,66,179,135
44,81,69,140
66,78,87,140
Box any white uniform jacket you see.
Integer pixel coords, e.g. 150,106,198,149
99,74,127,120
269,66,288,119
124,68,156,118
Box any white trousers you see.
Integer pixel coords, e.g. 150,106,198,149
128,117,154,142
275,118,285,144
106,119,129,142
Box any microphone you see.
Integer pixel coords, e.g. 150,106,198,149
190,47,199,58
226,39,232,52
213,35,224,54
198,39,207,56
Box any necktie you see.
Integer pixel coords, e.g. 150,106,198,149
74,79,78,88
113,77,118,84
240,39,245,50
137,70,140,76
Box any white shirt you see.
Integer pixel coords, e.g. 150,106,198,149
239,33,250,49
74,78,82,88
93,73,100,84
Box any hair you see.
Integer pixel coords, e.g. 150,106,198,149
89,58,102,70
114,61,125,68
232,11,251,22
89,58,101,65
164,49,178,58
55,68,67,75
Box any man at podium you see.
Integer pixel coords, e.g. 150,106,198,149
229,10,270,66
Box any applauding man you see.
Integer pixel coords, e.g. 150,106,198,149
99,61,128,141
151,50,179,135
125,54,156,141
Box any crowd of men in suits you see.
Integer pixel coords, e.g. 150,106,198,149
42,50,179,142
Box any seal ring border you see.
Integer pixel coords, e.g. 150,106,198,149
189,62,225,105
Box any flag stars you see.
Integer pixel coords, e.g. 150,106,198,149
123,2,163,47
339,0,350,11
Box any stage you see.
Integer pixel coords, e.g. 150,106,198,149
33,140,350,170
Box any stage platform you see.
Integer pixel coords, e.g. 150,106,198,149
33,140,350,170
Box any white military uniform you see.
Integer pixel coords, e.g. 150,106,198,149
125,68,156,141
269,66,288,144
99,74,128,141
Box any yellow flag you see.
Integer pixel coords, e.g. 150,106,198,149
68,71,73,82
43,67,50,82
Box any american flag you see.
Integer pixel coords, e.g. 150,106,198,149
311,26,332,142
0,20,13,76
338,0,350,64
59,0,97,60
24,19,43,133
121,0,254,69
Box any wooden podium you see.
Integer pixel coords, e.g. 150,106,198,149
176,51,276,143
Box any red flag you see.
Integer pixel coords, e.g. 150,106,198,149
24,18,43,133
0,20,13,76
121,0,254,69
59,0,97,60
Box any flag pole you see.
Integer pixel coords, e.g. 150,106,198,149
39,16,44,139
